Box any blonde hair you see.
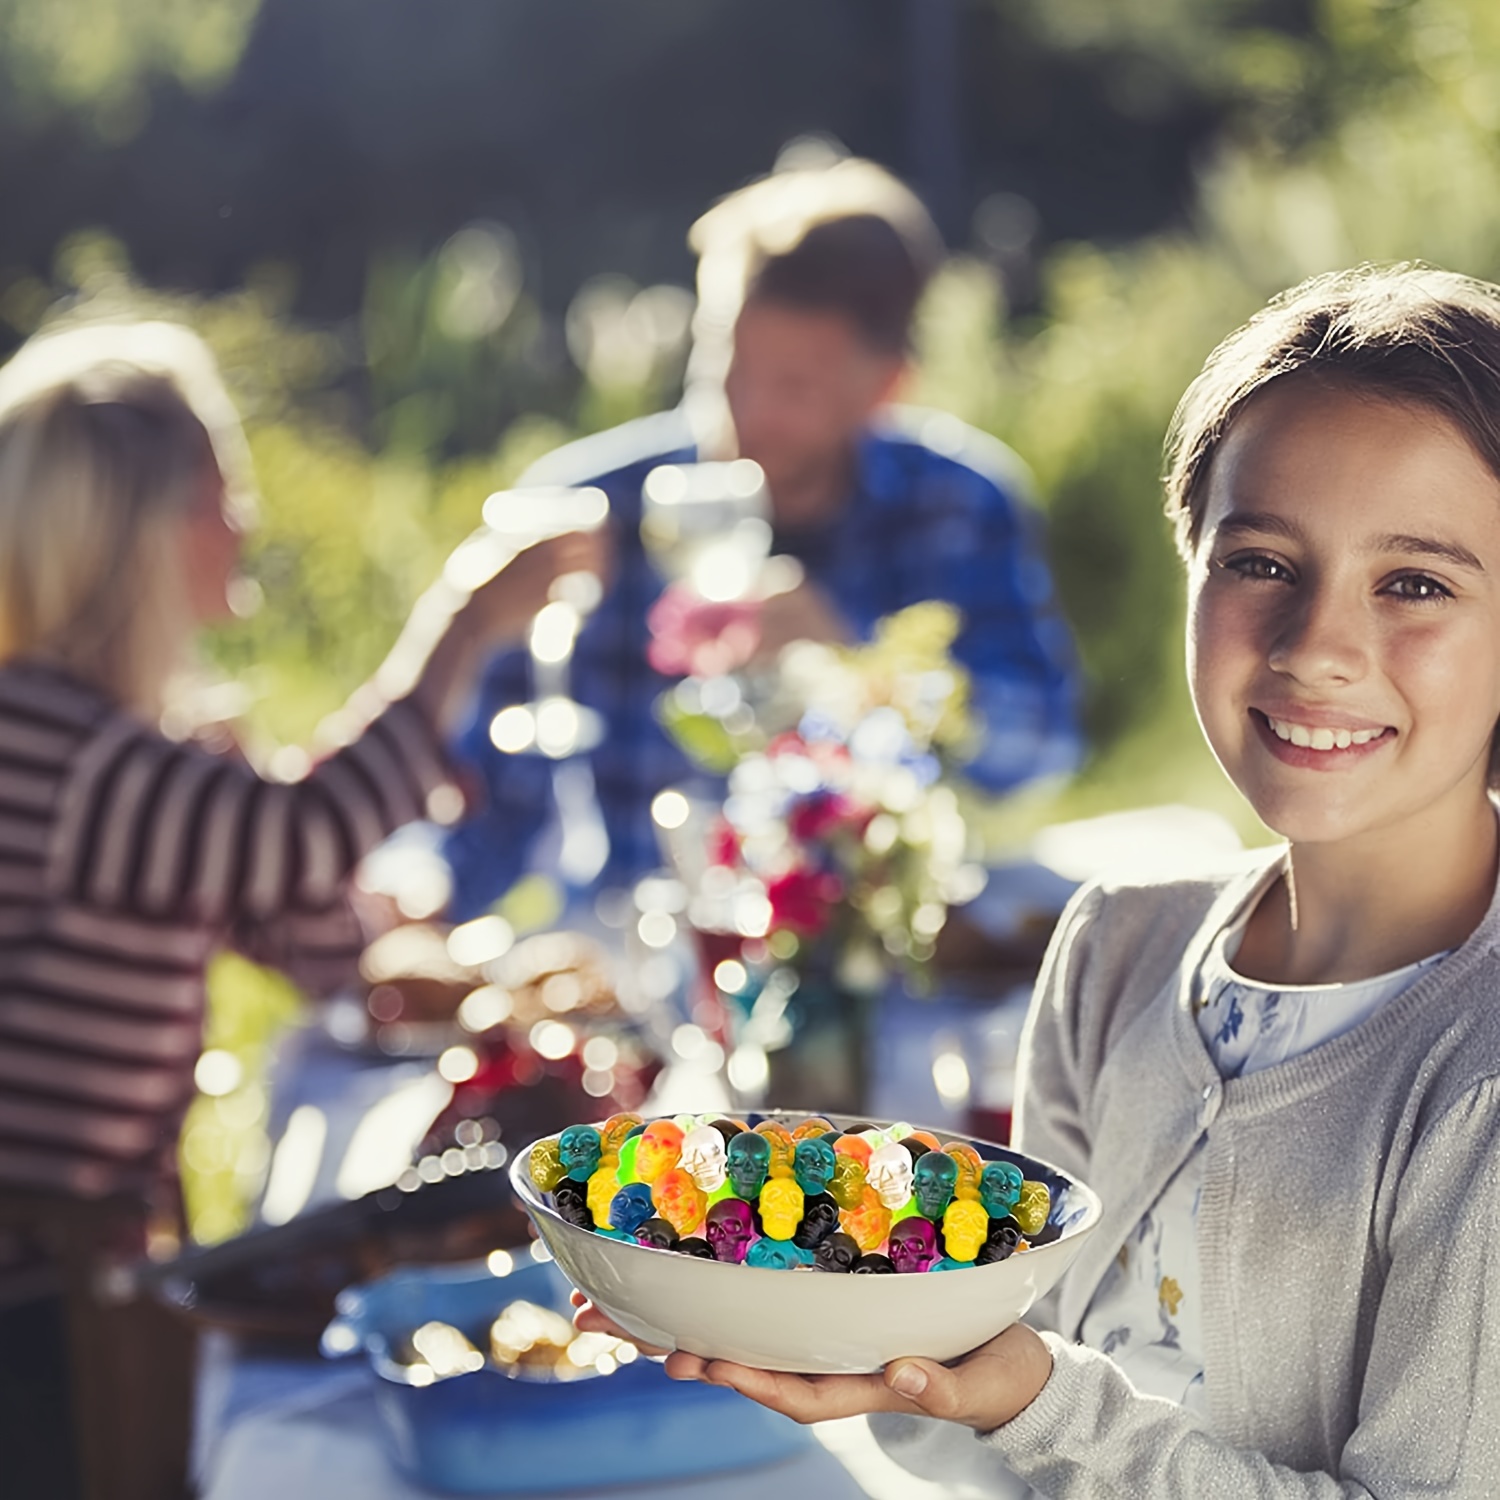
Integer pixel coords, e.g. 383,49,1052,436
0,320,254,714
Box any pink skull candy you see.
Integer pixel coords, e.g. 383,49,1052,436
889,1216,940,1274
705,1197,757,1263
636,1121,685,1185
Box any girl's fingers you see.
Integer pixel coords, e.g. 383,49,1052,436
569,1297,671,1357
693,1362,913,1424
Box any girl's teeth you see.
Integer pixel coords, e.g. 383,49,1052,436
1267,717,1384,750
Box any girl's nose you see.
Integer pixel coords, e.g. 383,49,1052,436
1267,587,1367,685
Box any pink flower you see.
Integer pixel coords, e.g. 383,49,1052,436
646,584,761,678
767,868,844,935
788,792,872,843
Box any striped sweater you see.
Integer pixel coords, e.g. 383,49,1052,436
0,659,454,1204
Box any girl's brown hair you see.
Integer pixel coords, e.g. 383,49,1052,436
1165,264,1500,556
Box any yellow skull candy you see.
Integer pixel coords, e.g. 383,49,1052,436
941,1198,989,1263
758,1177,806,1240
1014,1180,1051,1237
586,1157,623,1227
528,1136,567,1193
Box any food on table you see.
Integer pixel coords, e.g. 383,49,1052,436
529,1114,1055,1274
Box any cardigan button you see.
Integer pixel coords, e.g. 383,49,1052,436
1199,1082,1221,1126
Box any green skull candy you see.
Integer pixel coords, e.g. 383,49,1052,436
726,1130,771,1199
912,1150,958,1219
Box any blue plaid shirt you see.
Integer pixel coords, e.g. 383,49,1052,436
442,406,1082,919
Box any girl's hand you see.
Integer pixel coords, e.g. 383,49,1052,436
571,1294,1053,1432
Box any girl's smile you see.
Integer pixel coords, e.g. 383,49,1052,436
1188,378,1500,862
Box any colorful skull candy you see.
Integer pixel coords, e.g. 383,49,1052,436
790,1116,835,1141
753,1122,797,1179
634,1216,680,1250
527,1136,567,1193
814,1231,862,1273
636,1121,685,1185
558,1124,602,1182
852,1252,895,1274
831,1134,873,1168
704,1198,757,1263
792,1193,841,1250
746,1237,814,1269
943,1143,984,1201
758,1177,805,1240
725,1131,771,1200
1014,1180,1051,1237
599,1112,644,1156
652,1167,708,1236
588,1161,624,1226
679,1124,729,1193
608,1182,656,1236
826,1150,868,1211
888,1216,940,1274
839,1185,892,1253
676,1236,715,1259
913,1150,959,1220
941,1198,990,1263
792,1137,837,1197
866,1141,915,1210
617,1134,642,1183
979,1162,1025,1219
552,1177,592,1229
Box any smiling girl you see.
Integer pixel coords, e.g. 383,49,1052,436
578,266,1500,1495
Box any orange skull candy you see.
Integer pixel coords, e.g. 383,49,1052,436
651,1166,708,1236
598,1113,644,1157
753,1122,796,1179
943,1143,984,1201
790,1117,835,1142
839,1185,892,1253
636,1121,685,1185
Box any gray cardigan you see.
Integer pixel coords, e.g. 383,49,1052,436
875,849,1500,1497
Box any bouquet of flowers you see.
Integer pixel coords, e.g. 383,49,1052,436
648,594,990,1105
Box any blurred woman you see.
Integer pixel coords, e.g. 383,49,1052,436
0,318,598,1500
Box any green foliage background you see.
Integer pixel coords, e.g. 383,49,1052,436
10,0,1500,1236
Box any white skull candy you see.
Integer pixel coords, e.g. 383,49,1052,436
867,1141,915,1210
679,1124,728,1193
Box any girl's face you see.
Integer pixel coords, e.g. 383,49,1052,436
178,462,244,625
1189,380,1500,856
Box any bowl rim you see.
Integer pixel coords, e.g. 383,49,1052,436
508,1109,1103,1271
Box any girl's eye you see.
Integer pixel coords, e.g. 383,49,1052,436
1219,552,1293,584
1383,573,1453,602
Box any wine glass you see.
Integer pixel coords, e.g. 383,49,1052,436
445,485,611,885
640,458,771,601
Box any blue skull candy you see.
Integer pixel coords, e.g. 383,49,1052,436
979,1161,1025,1219
608,1182,656,1236
792,1137,836,1197
912,1150,958,1220
558,1124,603,1182
745,1237,815,1270
726,1130,771,1200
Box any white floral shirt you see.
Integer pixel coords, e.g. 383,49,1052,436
1077,911,1447,1415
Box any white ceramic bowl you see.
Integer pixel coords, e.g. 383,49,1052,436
510,1113,1101,1374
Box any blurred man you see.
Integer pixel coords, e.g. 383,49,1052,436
441,156,1082,917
